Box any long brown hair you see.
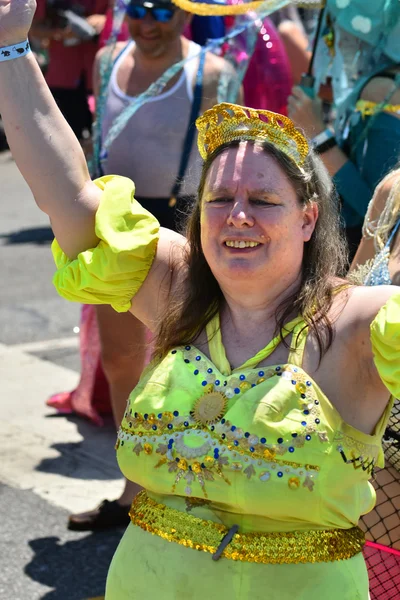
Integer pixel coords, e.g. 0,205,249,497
154,140,348,360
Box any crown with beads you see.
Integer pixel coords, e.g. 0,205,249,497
196,103,309,168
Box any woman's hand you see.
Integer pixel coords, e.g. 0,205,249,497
288,85,325,138
0,0,37,46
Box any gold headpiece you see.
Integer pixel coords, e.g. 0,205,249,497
171,0,325,17
196,103,309,167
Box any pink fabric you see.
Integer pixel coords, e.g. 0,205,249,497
47,304,110,426
242,17,292,115
183,23,192,40
88,94,96,114
364,541,400,599
47,305,154,425
35,0,108,89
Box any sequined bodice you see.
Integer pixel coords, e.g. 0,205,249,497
116,316,390,534
364,218,400,286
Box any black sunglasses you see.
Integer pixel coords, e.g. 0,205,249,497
126,4,175,22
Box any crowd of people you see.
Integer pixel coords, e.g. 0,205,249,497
2,0,400,598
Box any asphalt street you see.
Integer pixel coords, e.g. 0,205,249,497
0,152,125,599
0,150,80,366
0,483,121,600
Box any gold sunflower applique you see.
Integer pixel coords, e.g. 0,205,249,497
190,391,227,426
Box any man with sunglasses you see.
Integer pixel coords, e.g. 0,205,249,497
67,0,242,532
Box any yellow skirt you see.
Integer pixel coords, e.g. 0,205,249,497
105,523,370,600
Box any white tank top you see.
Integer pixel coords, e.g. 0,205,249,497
101,40,203,198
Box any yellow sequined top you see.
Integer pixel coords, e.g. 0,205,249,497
52,176,400,600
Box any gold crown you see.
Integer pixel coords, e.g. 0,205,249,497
196,103,309,167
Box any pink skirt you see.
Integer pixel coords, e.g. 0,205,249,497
364,541,400,599
47,304,111,426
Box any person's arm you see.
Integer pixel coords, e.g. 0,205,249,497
0,1,188,329
0,49,101,258
29,22,68,41
86,14,106,35
277,20,311,86
202,52,243,110
350,171,400,271
287,85,348,173
349,227,376,273
352,286,400,404
30,0,75,43
288,82,400,221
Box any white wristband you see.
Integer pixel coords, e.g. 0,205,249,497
0,40,31,62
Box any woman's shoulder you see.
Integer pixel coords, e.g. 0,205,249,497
326,285,400,406
333,285,400,355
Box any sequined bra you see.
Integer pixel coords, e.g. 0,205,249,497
116,310,392,534
364,218,400,286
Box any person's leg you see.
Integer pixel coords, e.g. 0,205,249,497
96,305,147,505
68,307,147,530
68,198,187,530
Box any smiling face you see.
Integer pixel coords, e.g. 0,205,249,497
126,5,188,58
200,141,318,292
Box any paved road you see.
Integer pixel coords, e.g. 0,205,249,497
0,150,80,368
0,483,121,600
0,153,124,599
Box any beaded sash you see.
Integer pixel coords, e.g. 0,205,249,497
129,491,365,564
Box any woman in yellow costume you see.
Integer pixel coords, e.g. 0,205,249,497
0,1,399,599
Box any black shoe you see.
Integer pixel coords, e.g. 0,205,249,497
68,499,130,531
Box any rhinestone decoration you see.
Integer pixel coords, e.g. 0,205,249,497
115,348,339,497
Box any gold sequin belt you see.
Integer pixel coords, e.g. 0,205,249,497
129,491,365,564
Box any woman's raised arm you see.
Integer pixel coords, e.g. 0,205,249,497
0,0,102,258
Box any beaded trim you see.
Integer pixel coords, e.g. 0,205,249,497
117,347,329,497
118,420,320,497
129,491,365,564
334,431,380,476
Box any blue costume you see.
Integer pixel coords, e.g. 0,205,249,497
313,0,400,237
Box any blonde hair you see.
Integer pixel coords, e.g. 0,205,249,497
363,167,400,251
